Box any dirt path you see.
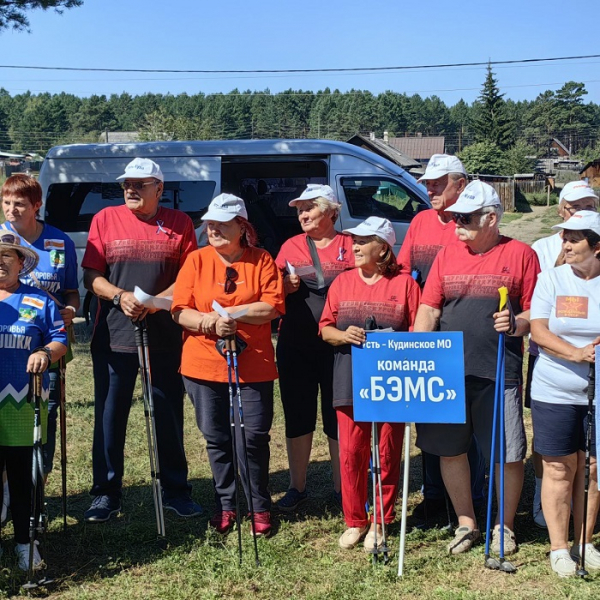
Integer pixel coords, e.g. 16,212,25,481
499,205,560,246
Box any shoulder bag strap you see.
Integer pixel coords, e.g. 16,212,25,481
306,236,325,290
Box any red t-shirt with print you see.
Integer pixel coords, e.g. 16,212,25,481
276,233,354,345
82,204,197,353
422,236,540,382
397,209,459,286
319,269,421,407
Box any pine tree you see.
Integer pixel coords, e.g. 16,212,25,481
472,64,513,150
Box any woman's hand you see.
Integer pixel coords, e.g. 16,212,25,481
283,274,300,295
341,325,366,346
574,337,600,363
27,350,51,373
59,305,77,327
216,316,237,338
198,311,220,336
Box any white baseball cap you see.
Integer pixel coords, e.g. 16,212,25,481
201,193,248,222
552,210,600,236
418,154,467,182
447,180,501,214
289,184,340,207
343,216,396,246
559,180,599,203
116,157,164,182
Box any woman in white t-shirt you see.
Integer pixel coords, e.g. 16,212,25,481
530,210,600,577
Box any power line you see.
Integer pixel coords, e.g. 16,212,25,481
0,55,598,75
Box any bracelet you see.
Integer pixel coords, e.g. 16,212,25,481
65,305,77,316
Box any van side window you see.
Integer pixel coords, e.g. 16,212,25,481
45,181,216,232
340,178,428,222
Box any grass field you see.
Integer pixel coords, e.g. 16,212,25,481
0,325,598,600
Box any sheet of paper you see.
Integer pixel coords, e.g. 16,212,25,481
295,265,317,277
286,260,296,276
211,300,249,320
133,286,173,311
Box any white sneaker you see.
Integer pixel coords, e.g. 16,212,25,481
533,504,547,529
15,541,43,572
550,551,577,578
1,479,8,524
570,544,600,570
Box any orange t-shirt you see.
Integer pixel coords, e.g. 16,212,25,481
172,245,285,383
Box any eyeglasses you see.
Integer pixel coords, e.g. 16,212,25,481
224,266,238,294
120,180,159,191
564,204,596,215
451,211,485,225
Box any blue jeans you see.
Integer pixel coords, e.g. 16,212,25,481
423,437,487,505
90,350,190,500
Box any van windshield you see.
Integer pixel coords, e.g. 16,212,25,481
44,180,216,232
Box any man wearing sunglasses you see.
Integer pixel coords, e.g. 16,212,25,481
398,155,486,526
414,180,540,557
81,157,201,523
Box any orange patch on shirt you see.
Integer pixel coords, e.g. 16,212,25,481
556,296,588,319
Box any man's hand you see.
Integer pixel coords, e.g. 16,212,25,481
119,291,148,321
284,274,300,295
493,308,515,334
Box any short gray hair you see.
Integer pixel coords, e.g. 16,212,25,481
312,196,341,224
478,204,504,226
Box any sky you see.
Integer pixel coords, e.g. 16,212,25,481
0,0,598,106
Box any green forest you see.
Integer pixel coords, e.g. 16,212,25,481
2,66,599,173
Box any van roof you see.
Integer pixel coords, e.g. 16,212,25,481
45,138,404,173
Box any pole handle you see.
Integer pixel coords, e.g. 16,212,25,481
498,286,509,312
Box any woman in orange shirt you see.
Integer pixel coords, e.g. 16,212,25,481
172,194,285,537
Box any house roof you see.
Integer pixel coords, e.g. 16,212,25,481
580,158,600,174
346,134,421,169
551,138,570,155
386,136,445,161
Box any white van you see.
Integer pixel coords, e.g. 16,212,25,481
38,139,430,296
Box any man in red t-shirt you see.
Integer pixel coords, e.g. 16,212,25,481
399,155,486,523
82,158,201,523
415,181,540,557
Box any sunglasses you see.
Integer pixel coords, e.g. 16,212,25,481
224,266,238,294
451,211,485,225
120,180,159,191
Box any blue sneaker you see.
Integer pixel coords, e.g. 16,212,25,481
163,496,202,518
84,495,121,523
276,488,308,512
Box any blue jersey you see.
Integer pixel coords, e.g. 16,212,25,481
0,221,78,305
0,283,67,446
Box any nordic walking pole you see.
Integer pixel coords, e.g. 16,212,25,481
398,423,411,577
22,372,47,590
224,339,243,565
229,336,260,567
133,320,166,538
58,355,67,532
370,422,379,565
576,362,595,578
373,424,389,564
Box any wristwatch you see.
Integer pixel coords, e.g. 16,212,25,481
112,293,122,307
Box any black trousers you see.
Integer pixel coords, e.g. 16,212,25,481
184,377,273,513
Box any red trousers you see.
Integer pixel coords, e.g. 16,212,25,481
337,406,404,528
